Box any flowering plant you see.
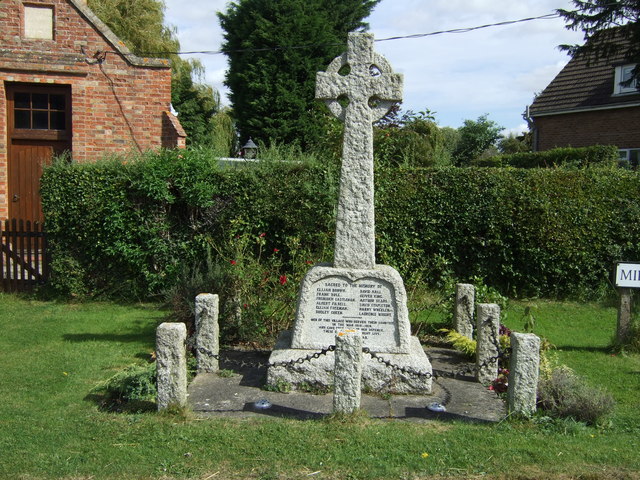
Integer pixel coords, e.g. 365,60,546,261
206,227,329,345
490,368,509,396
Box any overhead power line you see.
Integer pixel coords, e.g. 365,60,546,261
153,12,561,56
375,12,560,42
104,4,622,60
120,10,563,58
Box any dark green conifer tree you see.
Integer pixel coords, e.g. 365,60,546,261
558,1,640,86
218,0,380,148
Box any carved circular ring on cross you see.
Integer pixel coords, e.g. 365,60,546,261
323,52,397,123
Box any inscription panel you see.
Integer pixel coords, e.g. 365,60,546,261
307,276,398,346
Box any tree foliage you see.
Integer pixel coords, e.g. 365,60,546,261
218,0,380,148
171,59,235,152
87,0,179,56
452,115,503,165
558,1,640,85
88,0,229,149
498,132,532,155
374,110,457,167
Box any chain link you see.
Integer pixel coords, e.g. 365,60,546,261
192,329,511,383
194,344,336,370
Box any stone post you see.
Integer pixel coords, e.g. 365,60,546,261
507,333,541,416
475,303,500,385
333,330,363,413
195,293,219,373
617,288,633,344
156,322,187,410
454,283,475,339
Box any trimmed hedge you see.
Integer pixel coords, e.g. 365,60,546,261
474,145,619,168
41,149,339,298
376,167,640,297
41,149,640,299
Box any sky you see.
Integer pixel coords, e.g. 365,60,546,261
163,0,585,135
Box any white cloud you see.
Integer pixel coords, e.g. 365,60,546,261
502,123,530,137
163,0,585,132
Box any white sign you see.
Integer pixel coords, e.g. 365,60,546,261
307,277,397,345
615,263,640,288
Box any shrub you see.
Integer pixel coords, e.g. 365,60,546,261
42,147,338,300
42,149,640,302
90,363,157,412
475,145,619,168
537,366,615,425
164,230,332,345
438,328,476,358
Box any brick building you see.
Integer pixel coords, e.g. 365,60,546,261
529,29,640,165
0,0,186,222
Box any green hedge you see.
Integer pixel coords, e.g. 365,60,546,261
376,167,640,297
41,149,640,299
41,149,339,298
474,145,619,168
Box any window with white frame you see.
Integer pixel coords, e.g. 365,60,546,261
619,148,640,168
614,64,639,95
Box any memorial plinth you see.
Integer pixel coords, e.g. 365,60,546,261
266,32,432,394
291,265,410,354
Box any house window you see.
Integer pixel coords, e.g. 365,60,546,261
614,64,639,95
8,86,71,141
619,148,640,168
14,92,66,130
24,4,54,40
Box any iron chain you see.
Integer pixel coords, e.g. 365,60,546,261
192,329,510,382
194,344,335,370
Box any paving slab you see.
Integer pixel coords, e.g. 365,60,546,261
188,346,505,422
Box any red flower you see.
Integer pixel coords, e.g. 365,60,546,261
243,303,248,309
230,260,236,265
279,275,287,285
306,260,313,265
259,232,266,238
273,248,279,253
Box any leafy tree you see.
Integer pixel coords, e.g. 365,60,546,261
88,0,230,149
558,1,640,86
171,59,235,151
374,110,456,167
218,0,380,149
498,132,532,154
87,0,179,56
452,115,503,166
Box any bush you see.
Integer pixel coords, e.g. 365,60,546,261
42,148,640,304
475,145,619,168
164,231,329,344
90,363,157,412
42,147,338,300
376,166,640,298
537,367,615,425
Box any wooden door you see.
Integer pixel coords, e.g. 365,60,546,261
6,85,71,223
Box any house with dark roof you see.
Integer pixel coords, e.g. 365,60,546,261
528,29,640,165
0,0,186,222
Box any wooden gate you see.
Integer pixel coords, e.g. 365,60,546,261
0,219,49,292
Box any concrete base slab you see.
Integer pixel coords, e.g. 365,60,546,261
267,331,432,394
188,347,505,422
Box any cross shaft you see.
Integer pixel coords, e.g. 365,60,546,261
316,33,402,269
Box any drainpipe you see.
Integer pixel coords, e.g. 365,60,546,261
523,105,538,151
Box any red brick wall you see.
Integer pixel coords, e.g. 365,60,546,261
533,106,640,151
0,0,180,219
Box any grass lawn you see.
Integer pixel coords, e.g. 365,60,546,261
0,293,639,479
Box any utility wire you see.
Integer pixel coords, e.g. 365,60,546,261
376,12,560,42
119,11,563,58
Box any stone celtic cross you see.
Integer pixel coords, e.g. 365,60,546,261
316,33,403,270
